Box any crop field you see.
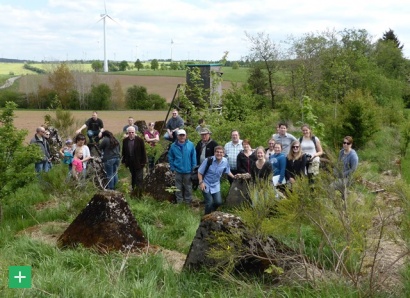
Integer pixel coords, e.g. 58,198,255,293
0,62,248,83
0,62,94,76
15,109,168,144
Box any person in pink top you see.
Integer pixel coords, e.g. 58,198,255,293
71,150,84,180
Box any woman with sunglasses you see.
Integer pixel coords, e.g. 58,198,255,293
285,140,307,185
338,136,358,178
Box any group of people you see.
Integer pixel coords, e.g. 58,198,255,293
166,117,359,215
30,109,359,215
31,112,155,197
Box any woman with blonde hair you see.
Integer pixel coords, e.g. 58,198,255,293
285,140,307,184
250,146,272,182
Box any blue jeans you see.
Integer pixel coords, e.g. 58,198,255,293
202,190,222,214
164,131,178,142
35,161,51,173
87,130,100,143
104,158,120,189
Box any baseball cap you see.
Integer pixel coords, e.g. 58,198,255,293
177,129,186,135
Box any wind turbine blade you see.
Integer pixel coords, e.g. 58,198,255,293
104,0,107,14
96,16,105,23
106,14,119,25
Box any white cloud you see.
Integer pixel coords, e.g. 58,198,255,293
1,0,409,61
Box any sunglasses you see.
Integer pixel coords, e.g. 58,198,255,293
343,142,351,145
292,146,300,149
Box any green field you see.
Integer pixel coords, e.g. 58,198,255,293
0,62,249,83
0,62,94,76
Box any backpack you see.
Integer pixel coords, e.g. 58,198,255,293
191,157,213,190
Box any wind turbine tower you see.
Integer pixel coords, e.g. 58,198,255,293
170,39,174,62
98,2,115,72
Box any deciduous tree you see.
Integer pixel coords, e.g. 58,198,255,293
91,60,103,72
87,83,112,110
48,63,75,108
134,59,143,71
119,60,129,71
151,59,159,70
245,32,281,108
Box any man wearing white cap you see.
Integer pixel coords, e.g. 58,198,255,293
168,129,197,204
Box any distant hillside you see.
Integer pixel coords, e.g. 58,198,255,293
0,58,29,63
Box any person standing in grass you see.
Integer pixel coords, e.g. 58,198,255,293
272,122,297,155
332,136,359,200
122,126,147,197
72,134,92,178
285,140,307,185
250,146,272,182
265,138,276,160
299,124,323,178
144,122,160,172
224,130,243,184
71,150,84,180
270,143,286,187
236,139,257,175
30,126,51,173
195,128,218,166
198,146,235,215
99,130,121,190
60,138,74,174
168,129,197,204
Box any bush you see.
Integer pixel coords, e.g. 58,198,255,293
126,85,166,110
0,102,42,199
87,83,112,110
339,89,382,149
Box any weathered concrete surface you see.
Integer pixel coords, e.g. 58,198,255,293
58,191,147,252
143,162,175,202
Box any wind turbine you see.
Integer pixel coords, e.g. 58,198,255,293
170,39,174,62
98,1,116,72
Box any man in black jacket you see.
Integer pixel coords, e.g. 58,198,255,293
195,128,218,165
122,127,147,197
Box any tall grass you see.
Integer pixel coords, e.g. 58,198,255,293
0,127,409,298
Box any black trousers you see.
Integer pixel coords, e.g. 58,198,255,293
129,163,143,192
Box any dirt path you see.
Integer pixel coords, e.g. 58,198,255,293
0,76,21,89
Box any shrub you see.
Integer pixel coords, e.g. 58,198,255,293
339,89,382,149
0,102,42,200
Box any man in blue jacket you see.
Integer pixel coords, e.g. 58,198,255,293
168,129,197,204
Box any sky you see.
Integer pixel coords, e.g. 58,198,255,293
1,0,409,62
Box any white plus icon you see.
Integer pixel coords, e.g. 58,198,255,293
14,271,26,283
